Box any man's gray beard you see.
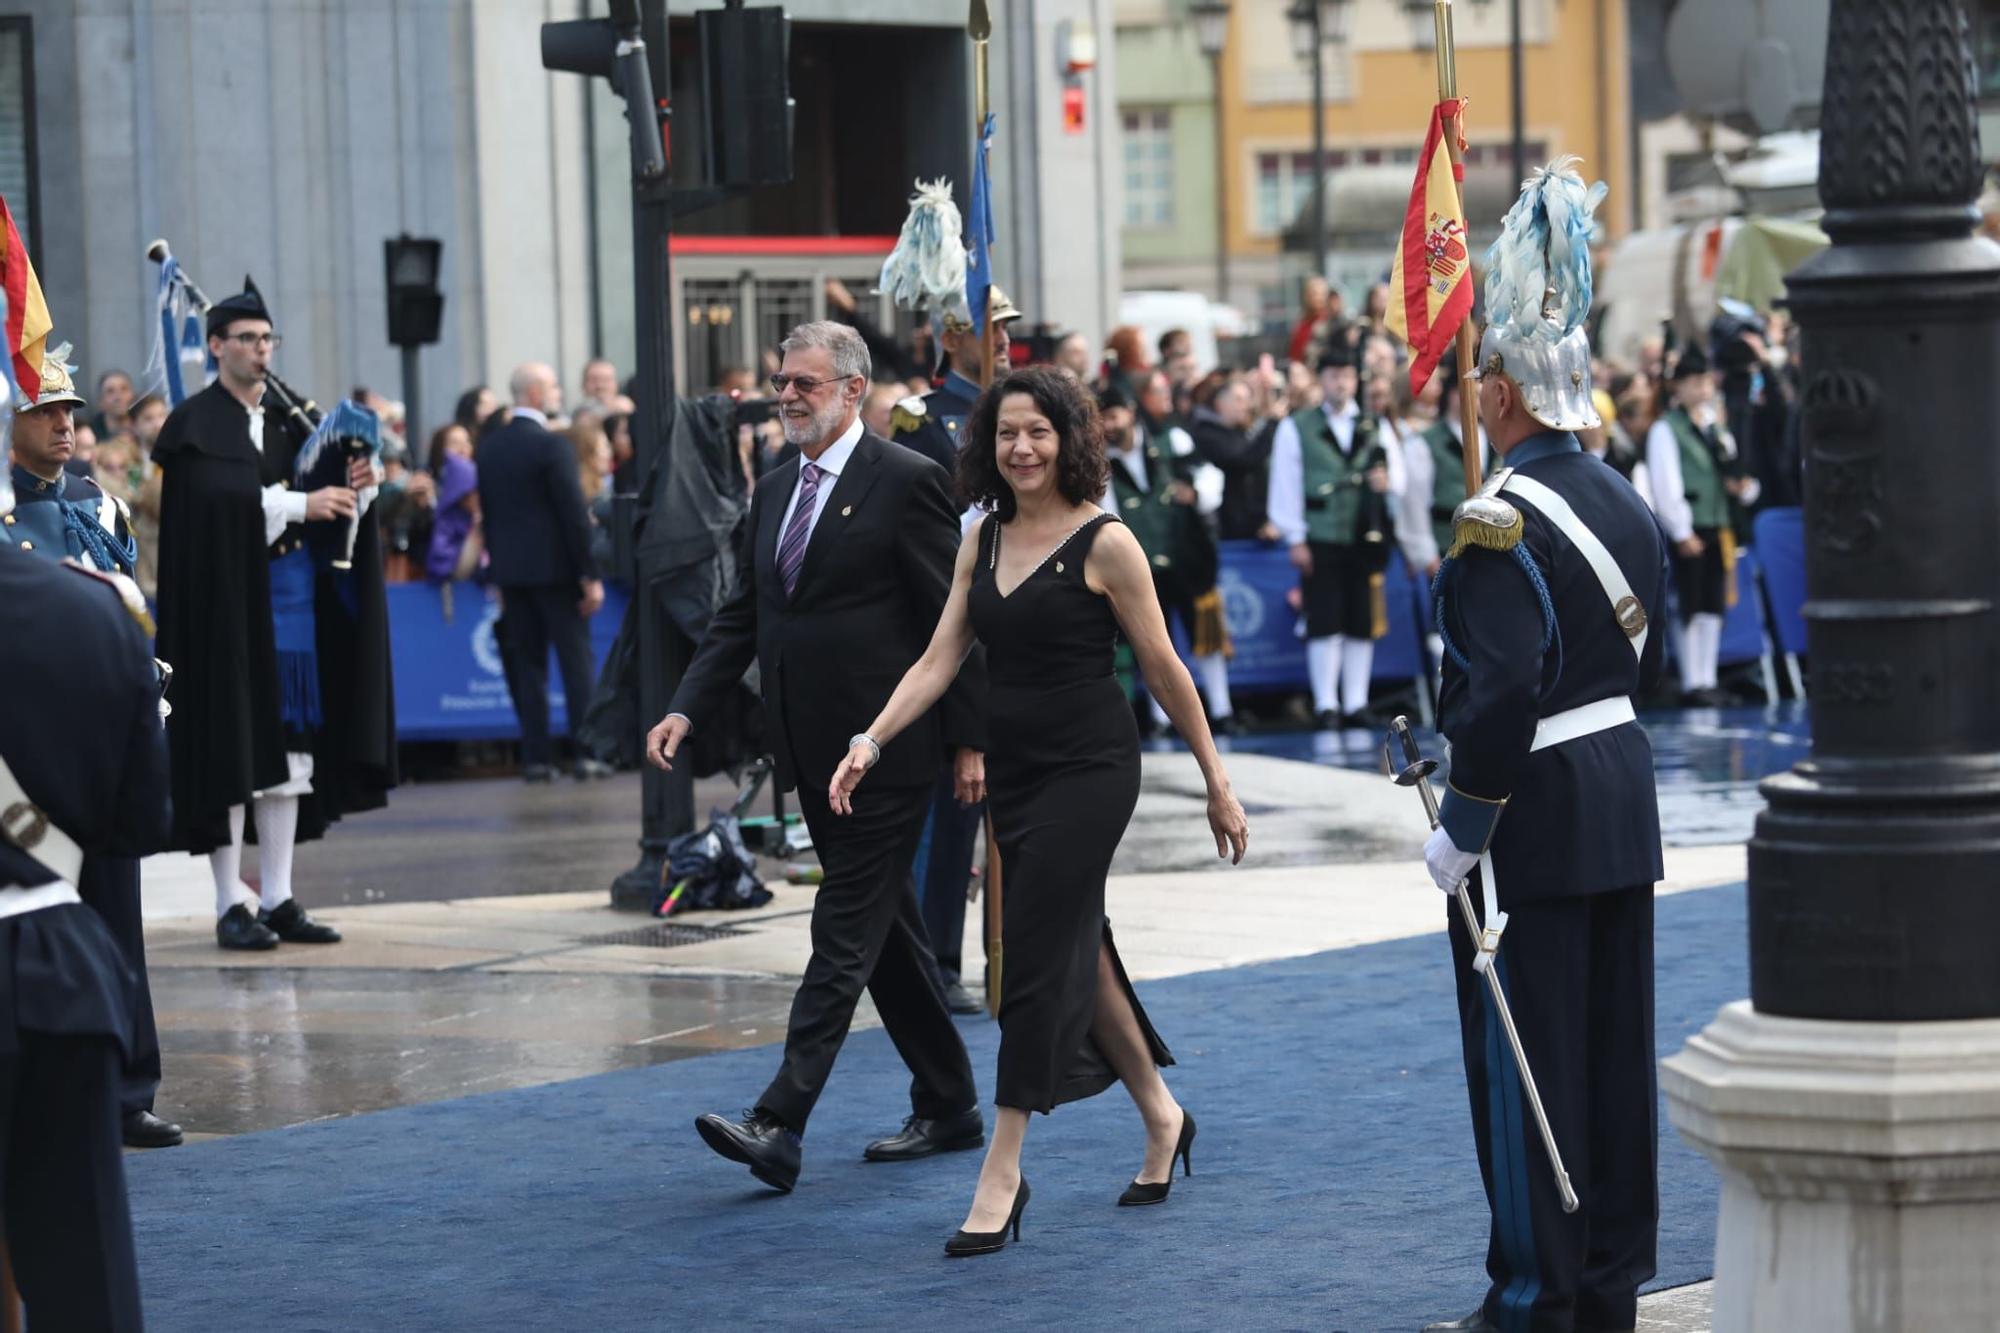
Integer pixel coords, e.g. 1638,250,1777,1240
782,399,845,448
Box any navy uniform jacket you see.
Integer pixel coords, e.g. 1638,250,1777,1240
889,371,981,477
475,411,596,587
0,547,170,889
1435,431,1671,905
5,463,136,573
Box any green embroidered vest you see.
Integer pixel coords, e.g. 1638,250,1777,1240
1422,420,1468,555
1291,405,1381,546
1665,408,1729,532
1109,432,1178,568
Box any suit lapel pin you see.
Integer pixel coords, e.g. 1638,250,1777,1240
1055,561,1064,573
841,504,853,517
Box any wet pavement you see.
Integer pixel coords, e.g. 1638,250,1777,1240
145,966,804,1137
139,710,1793,1148
1189,702,1810,848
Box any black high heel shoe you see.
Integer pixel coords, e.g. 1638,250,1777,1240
944,1177,1031,1257
1118,1109,1196,1206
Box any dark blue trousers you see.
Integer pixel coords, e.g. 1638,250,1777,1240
1450,883,1658,1333
915,769,981,982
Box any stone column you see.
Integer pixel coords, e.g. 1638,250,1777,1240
1662,2,2000,1327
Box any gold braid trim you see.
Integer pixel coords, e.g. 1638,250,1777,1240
1719,526,1739,608
1446,504,1525,559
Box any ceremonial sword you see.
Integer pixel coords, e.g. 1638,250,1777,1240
1384,715,1579,1214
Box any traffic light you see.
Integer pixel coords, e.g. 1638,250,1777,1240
541,7,666,182
384,234,443,347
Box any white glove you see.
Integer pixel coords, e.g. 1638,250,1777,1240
1424,826,1478,895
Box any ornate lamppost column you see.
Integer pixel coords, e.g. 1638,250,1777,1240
1662,3,2000,1327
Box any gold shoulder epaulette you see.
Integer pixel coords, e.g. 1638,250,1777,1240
63,561,155,637
1447,467,1524,558
890,396,927,436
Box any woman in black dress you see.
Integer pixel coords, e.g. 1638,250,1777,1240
830,366,1250,1256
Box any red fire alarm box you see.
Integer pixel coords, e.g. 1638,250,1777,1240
1063,83,1085,134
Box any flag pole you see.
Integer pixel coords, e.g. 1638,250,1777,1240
970,0,1004,1020
1433,0,1483,496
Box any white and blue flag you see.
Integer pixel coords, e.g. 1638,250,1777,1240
143,255,211,405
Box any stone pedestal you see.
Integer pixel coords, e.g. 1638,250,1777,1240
1662,1001,2000,1331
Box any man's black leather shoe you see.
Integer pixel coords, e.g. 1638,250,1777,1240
260,899,342,944
862,1108,985,1162
123,1108,184,1149
1421,1311,1499,1332
573,757,614,781
695,1108,801,1192
1315,709,1341,731
941,979,985,1016
216,904,279,951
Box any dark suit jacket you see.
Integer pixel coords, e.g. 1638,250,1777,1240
475,412,595,587
1436,435,1671,906
669,430,986,793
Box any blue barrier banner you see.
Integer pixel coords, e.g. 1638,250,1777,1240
389,582,628,741
1211,540,1309,689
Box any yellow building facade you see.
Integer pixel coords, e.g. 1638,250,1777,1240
1205,0,1631,321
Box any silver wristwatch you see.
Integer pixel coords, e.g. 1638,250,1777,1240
848,733,882,767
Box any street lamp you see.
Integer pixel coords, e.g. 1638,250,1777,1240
1468,0,1526,183
1191,0,1232,304
1286,0,1349,282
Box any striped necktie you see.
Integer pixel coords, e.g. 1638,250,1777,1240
776,461,822,598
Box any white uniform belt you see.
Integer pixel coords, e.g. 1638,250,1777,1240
1530,696,1636,751
1500,472,1648,662
0,752,85,885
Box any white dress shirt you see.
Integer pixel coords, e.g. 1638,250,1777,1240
775,415,863,556
1265,401,1361,547
1396,417,1485,571
1644,416,1696,543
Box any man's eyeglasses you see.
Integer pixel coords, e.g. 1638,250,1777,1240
768,372,855,395
224,332,283,350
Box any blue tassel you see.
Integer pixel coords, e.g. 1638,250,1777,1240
276,650,323,733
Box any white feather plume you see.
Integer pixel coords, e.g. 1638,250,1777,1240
1482,157,1608,342
878,179,969,326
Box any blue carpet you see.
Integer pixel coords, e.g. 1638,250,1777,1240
127,885,1743,1332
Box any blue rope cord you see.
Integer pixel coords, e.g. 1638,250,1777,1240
60,500,136,574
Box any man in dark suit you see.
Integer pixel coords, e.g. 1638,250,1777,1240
477,362,609,782
648,321,985,1194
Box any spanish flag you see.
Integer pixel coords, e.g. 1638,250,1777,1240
0,196,50,401
1385,99,1474,396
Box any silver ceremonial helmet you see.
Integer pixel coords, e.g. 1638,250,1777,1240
1476,312,1601,433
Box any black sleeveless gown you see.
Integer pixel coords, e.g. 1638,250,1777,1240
967,512,1172,1114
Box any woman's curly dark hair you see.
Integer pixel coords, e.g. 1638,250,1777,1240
956,366,1110,522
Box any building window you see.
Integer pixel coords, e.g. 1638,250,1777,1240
1252,148,1351,235
0,20,36,258
1122,109,1175,229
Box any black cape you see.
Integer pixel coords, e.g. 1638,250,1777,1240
152,381,397,852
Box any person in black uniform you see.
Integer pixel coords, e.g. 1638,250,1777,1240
6,348,183,1150
888,286,1022,477
0,463,172,1331
1419,160,1671,1333
647,321,986,1193
888,289,1020,1015
154,285,397,952
828,366,1248,1255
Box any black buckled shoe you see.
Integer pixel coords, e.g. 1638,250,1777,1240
259,899,342,944
215,904,279,951
123,1108,185,1149
863,1108,985,1162
1421,1311,1500,1332
695,1107,802,1192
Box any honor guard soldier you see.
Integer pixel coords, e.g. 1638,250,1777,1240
4,346,180,1150
0,461,172,1331
1266,340,1401,729
1419,160,1672,1333
888,286,1022,475
5,344,137,573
